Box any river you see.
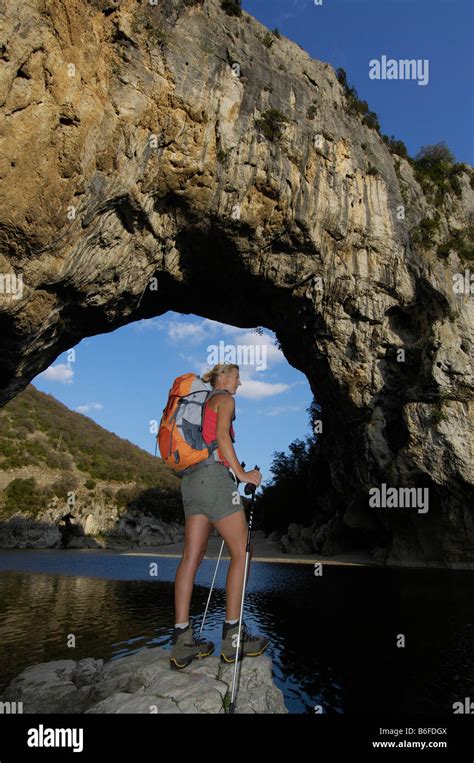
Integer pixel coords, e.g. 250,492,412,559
0,549,473,714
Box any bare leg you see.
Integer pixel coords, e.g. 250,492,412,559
212,510,254,620
174,515,212,623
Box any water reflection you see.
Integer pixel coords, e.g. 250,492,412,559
0,551,472,714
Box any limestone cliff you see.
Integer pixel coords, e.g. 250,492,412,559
0,0,473,565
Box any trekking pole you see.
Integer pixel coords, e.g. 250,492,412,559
228,464,259,715
199,461,246,635
199,536,224,634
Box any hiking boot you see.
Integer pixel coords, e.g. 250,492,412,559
169,623,215,671
220,619,270,663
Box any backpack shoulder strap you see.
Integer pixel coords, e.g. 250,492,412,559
204,389,236,420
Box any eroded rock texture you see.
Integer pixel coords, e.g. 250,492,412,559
0,0,473,564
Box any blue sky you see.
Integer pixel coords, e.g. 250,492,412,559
33,317,313,485
32,0,473,486
249,0,473,164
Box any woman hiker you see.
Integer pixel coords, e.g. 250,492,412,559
169,362,270,670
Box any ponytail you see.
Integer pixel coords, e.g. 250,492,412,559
201,363,239,387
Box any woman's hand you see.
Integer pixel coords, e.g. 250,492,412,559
237,468,262,487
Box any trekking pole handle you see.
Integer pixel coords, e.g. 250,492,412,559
244,464,260,495
235,461,245,487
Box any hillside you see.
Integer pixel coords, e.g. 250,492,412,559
0,384,183,547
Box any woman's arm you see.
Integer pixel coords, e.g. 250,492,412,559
215,396,262,487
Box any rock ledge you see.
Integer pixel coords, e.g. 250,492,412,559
0,648,287,714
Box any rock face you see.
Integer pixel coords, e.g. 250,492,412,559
0,508,184,548
0,0,472,565
0,649,287,714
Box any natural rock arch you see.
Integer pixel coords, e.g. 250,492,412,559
0,0,472,565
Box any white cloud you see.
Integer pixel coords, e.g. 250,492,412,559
38,363,74,383
133,316,283,364
230,330,285,368
201,319,242,335
167,320,283,372
76,402,104,414
134,318,165,331
236,379,291,399
167,317,249,344
168,321,209,344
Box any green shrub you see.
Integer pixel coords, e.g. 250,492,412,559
255,108,289,141
2,477,45,518
362,110,380,131
45,450,73,470
307,104,317,119
115,486,140,507
410,214,441,251
149,23,167,48
223,690,231,713
450,175,462,197
51,473,80,499
0,437,21,468
336,67,381,133
382,134,409,159
259,31,275,49
437,226,474,263
131,8,168,49
129,486,183,523
448,164,464,198
431,405,445,427
84,479,96,490
217,147,229,165
410,142,467,200
220,0,242,16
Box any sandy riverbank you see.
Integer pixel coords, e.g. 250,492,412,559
119,529,474,569
120,529,376,566
123,530,374,567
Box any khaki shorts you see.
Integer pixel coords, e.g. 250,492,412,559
180,462,244,522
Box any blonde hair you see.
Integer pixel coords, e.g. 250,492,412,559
201,363,239,387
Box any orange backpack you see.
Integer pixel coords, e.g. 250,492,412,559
157,373,235,475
